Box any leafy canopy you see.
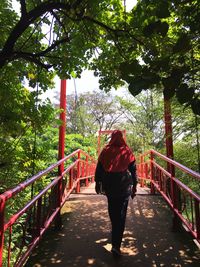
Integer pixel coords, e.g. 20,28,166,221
0,0,199,116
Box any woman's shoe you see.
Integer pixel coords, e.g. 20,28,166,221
111,247,121,257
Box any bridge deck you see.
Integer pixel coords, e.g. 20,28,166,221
26,184,200,267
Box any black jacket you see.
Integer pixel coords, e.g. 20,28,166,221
95,161,137,197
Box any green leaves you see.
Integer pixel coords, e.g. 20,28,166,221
143,20,169,37
176,84,194,104
155,2,170,19
119,62,161,97
173,34,191,53
191,99,200,115
128,73,160,96
119,60,142,75
119,60,142,82
128,79,144,96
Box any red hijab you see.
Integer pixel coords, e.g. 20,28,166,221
98,130,135,172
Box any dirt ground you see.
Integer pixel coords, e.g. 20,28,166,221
26,184,200,267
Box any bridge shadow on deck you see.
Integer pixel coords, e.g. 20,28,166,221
26,184,200,267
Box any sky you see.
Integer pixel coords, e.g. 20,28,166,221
11,0,137,102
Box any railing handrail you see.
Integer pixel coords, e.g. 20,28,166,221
0,148,96,267
153,161,200,201
0,149,96,202
150,149,200,180
137,149,200,242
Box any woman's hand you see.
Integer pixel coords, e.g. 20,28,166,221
95,182,101,194
131,185,137,199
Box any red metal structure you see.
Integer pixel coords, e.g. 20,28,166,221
137,150,200,242
58,79,67,166
0,146,199,266
56,79,67,228
0,149,96,267
164,96,175,175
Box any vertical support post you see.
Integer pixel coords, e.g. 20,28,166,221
85,156,89,187
97,131,101,156
164,96,174,174
76,151,81,193
91,163,95,182
144,162,148,186
58,79,67,169
0,198,5,267
150,151,155,194
35,198,42,236
195,200,200,241
164,95,180,230
55,79,66,230
140,155,144,187
69,169,73,190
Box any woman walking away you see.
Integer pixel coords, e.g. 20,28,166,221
95,130,137,257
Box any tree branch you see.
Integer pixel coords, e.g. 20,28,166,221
0,0,143,69
51,10,68,36
13,52,53,69
20,0,27,17
36,36,70,56
0,1,72,68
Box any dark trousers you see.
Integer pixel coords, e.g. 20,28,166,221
107,195,129,249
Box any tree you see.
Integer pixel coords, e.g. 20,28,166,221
0,1,127,75
1,0,199,114
117,90,165,152
62,91,124,135
92,0,200,115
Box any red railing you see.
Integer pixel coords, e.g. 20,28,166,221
137,149,200,242
0,149,96,267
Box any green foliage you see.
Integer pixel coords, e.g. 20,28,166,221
116,90,165,152
143,20,169,37
65,134,97,158
88,0,200,115
0,0,199,115
64,91,124,135
174,138,200,194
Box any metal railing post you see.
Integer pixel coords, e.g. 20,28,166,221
55,79,66,230
0,198,5,267
195,200,200,241
76,151,81,193
150,151,155,194
85,156,89,187
69,168,73,190
32,198,42,238
140,155,144,187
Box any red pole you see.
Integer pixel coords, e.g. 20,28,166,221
164,94,180,230
150,151,155,194
85,155,89,187
163,96,174,174
55,79,66,229
97,131,100,156
76,151,81,193
195,200,200,240
0,198,5,267
58,79,67,166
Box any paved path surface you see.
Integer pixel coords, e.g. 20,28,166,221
26,184,200,267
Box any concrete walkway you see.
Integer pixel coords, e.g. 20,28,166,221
26,184,200,267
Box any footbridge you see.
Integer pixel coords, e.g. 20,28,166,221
0,148,200,266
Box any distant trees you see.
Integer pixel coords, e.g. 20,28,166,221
65,91,124,135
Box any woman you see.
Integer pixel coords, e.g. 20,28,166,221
95,130,137,257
